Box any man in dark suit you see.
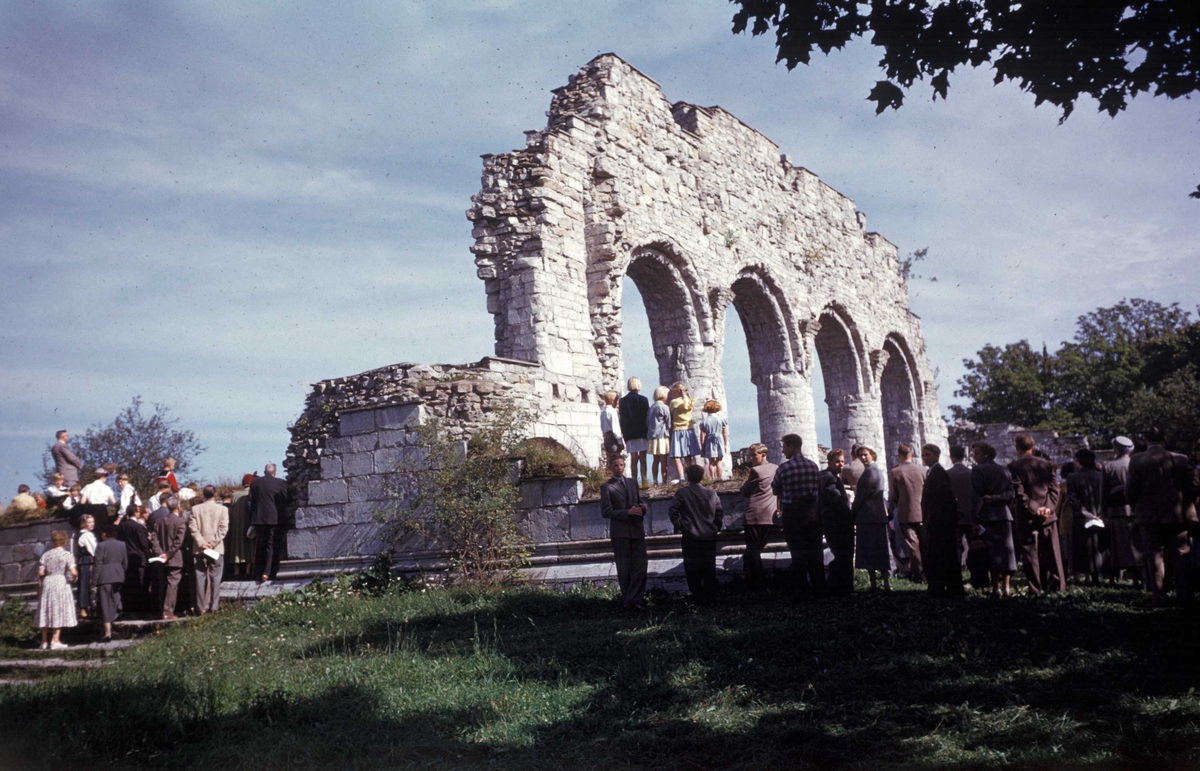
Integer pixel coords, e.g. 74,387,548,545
249,463,294,582
946,446,974,569
888,444,926,583
50,429,83,487
1008,434,1065,594
920,444,964,597
118,506,152,612
971,442,1017,597
820,449,854,596
1127,427,1198,605
148,496,187,619
599,455,647,609
669,464,724,603
93,525,128,641
739,442,777,591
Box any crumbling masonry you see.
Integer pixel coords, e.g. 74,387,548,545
282,54,946,566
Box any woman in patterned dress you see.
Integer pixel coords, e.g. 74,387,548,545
37,530,78,650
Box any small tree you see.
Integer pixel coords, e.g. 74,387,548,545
379,408,533,585
42,396,205,495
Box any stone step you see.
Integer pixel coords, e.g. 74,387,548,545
0,657,110,670
0,679,40,686
61,616,187,643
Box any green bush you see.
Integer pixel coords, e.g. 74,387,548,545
513,437,581,478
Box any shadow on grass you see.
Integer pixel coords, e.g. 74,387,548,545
2,585,1198,769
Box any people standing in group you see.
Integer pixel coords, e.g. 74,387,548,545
1008,435,1066,594
249,464,294,583
772,434,824,600
75,513,98,618
669,464,724,604
1068,449,1107,585
820,449,855,596
698,400,729,481
148,496,186,620
225,474,256,579
668,382,700,483
189,485,230,614
619,378,650,485
971,442,1017,598
93,525,127,642
739,443,778,591
36,531,77,650
919,444,964,597
646,386,673,485
599,391,625,459
888,444,926,584
1127,427,1196,606
599,455,647,609
1102,436,1143,585
946,446,974,570
51,430,83,488
852,446,892,591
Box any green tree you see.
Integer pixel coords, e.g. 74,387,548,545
379,408,532,585
41,396,204,494
950,340,1057,427
730,0,1200,198
1126,365,1200,451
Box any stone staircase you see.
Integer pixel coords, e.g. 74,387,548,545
0,615,184,687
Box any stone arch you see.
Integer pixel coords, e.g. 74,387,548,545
725,266,808,462
811,303,881,455
878,332,926,466
623,243,709,389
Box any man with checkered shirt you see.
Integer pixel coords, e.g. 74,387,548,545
771,433,824,600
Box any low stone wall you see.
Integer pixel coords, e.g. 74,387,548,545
949,422,1089,466
0,517,69,589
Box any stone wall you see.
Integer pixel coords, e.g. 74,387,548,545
948,422,1090,466
0,517,68,589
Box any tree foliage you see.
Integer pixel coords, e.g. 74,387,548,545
952,298,1200,449
380,408,533,585
42,396,205,494
731,0,1200,197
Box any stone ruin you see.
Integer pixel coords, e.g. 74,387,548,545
281,54,947,576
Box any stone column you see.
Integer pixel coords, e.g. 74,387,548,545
761,370,817,464
841,393,886,456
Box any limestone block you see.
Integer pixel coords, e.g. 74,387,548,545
342,452,374,477
349,474,389,503
569,502,608,541
1,563,18,585
308,479,348,506
19,561,39,582
346,502,385,525
315,525,357,559
528,505,571,544
319,456,342,479
324,437,354,455
645,499,676,536
518,480,543,510
295,505,344,529
350,434,379,453
541,478,582,506
288,529,318,559
373,447,403,473
377,429,414,448
339,410,376,435
0,545,12,565
355,523,388,555
377,404,424,429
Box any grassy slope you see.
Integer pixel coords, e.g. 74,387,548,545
0,579,1197,769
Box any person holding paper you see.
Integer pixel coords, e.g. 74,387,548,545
148,496,187,619
188,485,229,614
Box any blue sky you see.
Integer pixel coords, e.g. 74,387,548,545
2,1,1196,493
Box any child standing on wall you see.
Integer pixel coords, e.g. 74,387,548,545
646,385,672,485
600,390,624,462
668,381,700,484
698,399,729,480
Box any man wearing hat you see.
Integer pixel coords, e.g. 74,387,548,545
1102,436,1143,585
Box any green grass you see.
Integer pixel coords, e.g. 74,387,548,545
1,577,1198,769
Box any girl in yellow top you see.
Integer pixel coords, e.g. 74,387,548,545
668,381,700,482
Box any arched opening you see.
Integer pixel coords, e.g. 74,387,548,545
720,307,758,459
812,306,878,457
619,274,661,397
879,334,924,468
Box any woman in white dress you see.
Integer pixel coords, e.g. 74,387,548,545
37,530,78,650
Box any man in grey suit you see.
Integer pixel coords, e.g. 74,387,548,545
51,430,83,487
148,496,187,619
946,446,975,568
249,463,294,582
600,455,647,609
1127,427,1198,605
888,444,926,583
93,525,128,641
189,485,230,614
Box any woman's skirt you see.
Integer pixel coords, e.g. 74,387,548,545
981,521,1018,573
647,437,671,456
1104,516,1143,571
670,428,701,458
855,523,893,572
36,576,78,629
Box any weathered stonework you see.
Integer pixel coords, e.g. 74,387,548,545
281,53,947,572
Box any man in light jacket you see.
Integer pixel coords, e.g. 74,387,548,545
188,485,230,614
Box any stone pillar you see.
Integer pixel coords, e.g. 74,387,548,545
761,370,817,464
841,393,886,456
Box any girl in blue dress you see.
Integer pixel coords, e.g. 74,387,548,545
698,399,729,480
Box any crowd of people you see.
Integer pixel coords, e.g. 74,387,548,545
12,430,298,649
599,389,1199,609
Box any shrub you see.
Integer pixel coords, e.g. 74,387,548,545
513,437,581,478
